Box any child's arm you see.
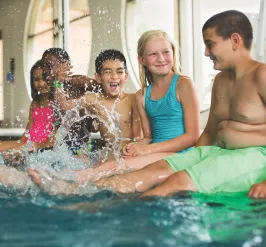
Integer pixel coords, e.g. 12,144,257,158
0,140,23,152
67,75,101,92
20,102,34,143
131,93,143,141
55,87,79,111
196,74,221,146
133,89,152,144
123,90,152,156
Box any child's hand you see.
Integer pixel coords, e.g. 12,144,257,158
122,144,131,156
122,143,151,157
248,180,266,198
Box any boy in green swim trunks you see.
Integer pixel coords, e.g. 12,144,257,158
92,10,266,198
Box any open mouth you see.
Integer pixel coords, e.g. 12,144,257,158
210,56,217,63
109,82,120,91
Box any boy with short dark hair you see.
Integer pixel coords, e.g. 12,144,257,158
52,49,142,155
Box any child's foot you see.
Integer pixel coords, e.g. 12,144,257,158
27,168,43,187
0,165,33,191
27,168,86,195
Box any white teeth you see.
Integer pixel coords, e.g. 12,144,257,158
110,83,119,86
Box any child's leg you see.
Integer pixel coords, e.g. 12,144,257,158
95,159,174,193
28,159,174,195
0,165,33,191
140,170,197,197
74,152,176,183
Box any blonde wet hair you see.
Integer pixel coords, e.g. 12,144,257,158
137,30,181,93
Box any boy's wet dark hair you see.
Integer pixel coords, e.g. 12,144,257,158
30,60,53,102
95,49,127,75
42,48,70,63
202,10,253,50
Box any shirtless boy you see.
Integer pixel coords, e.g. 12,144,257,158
52,49,142,156
88,10,266,198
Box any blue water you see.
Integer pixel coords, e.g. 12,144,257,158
0,189,265,247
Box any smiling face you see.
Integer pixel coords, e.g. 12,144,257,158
32,67,51,95
203,27,234,71
139,37,174,77
95,59,128,97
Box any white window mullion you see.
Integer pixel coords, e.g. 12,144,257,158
255,0,266,61
62,0,69,52
53,0,63,47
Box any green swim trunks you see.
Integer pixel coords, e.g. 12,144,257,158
164,146,266,193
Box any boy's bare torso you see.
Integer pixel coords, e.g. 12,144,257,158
85,92,137,145
213,61,266,148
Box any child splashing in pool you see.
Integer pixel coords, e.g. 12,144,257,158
0,49,142,193
47,49,142,160
0,48,98,189
40,48,100,154
28,30,200,195
0,60,57,169
0,60,58,190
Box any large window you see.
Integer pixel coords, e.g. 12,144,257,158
125,0,178,87
69,1,92,75
24,0,92,98
25,0,53,97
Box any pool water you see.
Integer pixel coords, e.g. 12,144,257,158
0,189,265,247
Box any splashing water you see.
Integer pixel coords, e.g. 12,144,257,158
0,87,130,196
55,93,129,163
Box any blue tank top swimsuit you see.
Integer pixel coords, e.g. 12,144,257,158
145,74,190,153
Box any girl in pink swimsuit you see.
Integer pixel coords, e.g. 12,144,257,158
22,60,56,148
0,60,56,152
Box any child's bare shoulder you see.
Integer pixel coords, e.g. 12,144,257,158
254,62,266,84
178,75,193,85
30,101,38,109
176,75,195,92
215,71,229,80
127,92,136,99
122,93,136,104
212,71,230,86
135,88,144,100
119,92,134,99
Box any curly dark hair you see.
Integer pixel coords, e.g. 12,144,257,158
95,49,127,75
42,48,70,63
